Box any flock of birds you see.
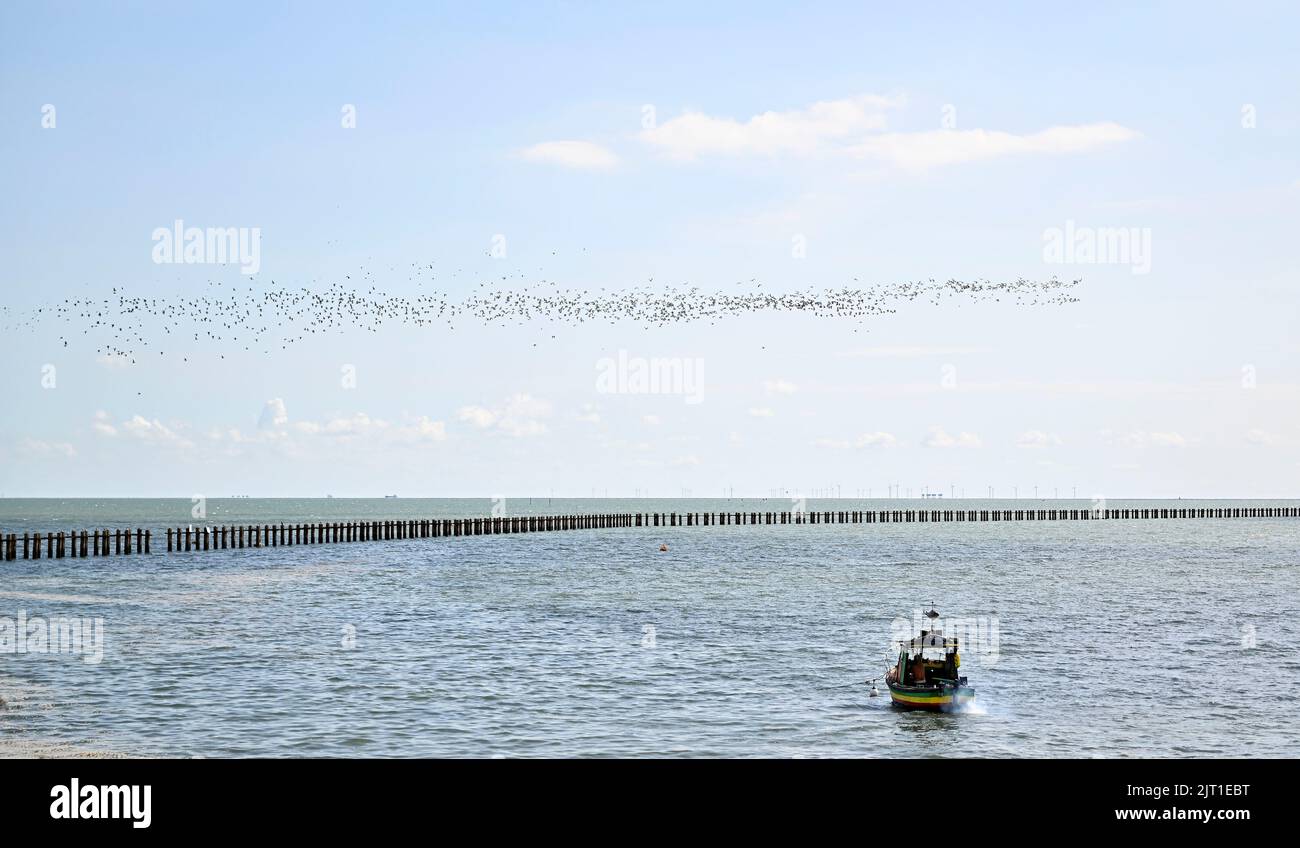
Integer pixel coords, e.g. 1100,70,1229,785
6,270,1081,363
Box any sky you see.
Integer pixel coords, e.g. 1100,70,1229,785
0,1,1297,498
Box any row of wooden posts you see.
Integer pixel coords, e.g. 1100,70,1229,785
2,505,1298,561
0,527,150,561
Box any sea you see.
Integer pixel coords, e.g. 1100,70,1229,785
1,498,1297,758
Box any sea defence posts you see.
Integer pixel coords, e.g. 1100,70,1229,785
2,505,1299,560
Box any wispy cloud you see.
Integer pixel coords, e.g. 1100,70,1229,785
91,410,117,437
849,122,1140,169
1102,429,1190,448
92,407,448,458
19,438,77,459
258,398,289,430
924,426,982,449
518,140,619,170
815,431,898,449
640,95,1137,169
762,378,798,395
119,415,193,448
1016,430,1063,449
1246,429,1282,446
457,393,551,437
457,406,497,428
231,412,446,445
836,345,991,359
95,354,132,370
641,94,902,160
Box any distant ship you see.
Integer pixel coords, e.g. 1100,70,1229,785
383,494,398,499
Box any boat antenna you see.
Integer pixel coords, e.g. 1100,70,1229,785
925,603,940,638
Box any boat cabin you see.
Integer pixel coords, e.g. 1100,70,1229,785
895,630,961,686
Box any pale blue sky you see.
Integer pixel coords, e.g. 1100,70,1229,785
1,1,1297,497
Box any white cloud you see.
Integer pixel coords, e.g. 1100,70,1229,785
91,410,117,437
642,414,662,427
258,398,289,430
498,393,551,436
301,412,390,437
642,95,901,160
1246,429,1280,446
836,345,991,359
639,94,1137,170
575,403,601,425
1017,430,1063,449
459,394,552,437
457,405,498,428
88,408,447,463
399,416,447,442
230,411,444,445
849,122,1139,169
120,415,192,448
518,140,619,170
671,454,701,466
748,407,775,418
924,426,982,449
1103,429,1190,448
19,438,77,459
762,378,798,395
815,432,898,449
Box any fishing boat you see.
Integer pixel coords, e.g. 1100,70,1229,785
884,609,975,711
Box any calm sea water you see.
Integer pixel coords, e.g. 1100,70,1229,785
1,498,1297,758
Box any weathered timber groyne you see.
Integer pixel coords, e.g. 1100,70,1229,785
2,505,1298,561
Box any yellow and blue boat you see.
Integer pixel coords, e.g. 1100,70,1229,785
884,610,975,711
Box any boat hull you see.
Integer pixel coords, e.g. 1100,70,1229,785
887,682,975,712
